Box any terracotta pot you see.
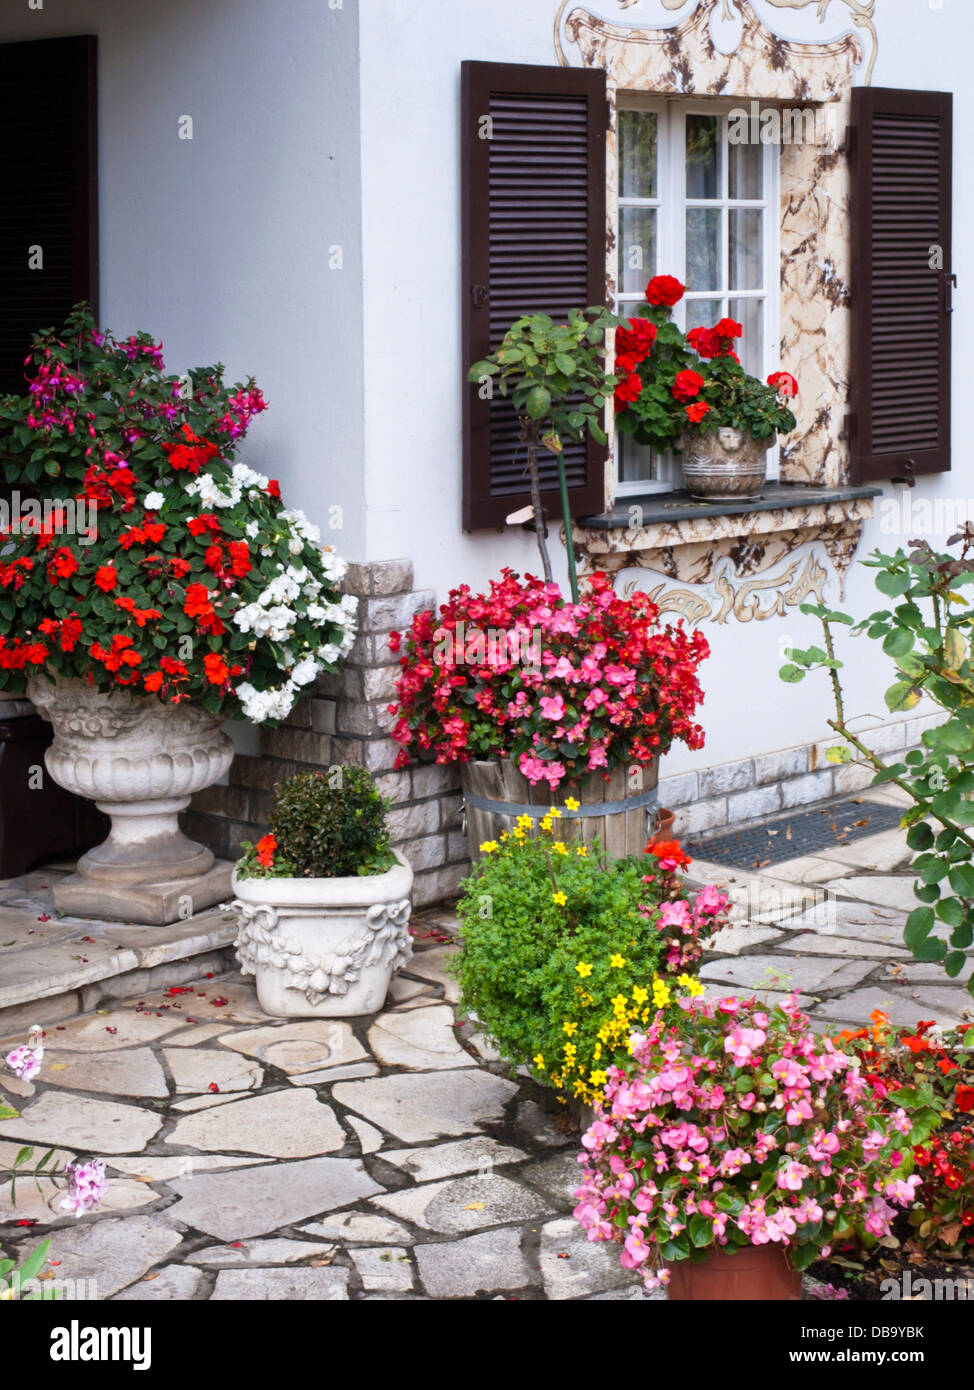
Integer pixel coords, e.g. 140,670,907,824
646,806,674,847
666,1244,801,1301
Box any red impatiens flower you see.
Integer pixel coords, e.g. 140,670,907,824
184,582,217,619
685,401,710,424
203,652,230,686
38,613,83,652
90,634,142,681
162,424,220,474
956,1085,974,1113
256,834,277,868
645,274,685,308
187,513,221,537
94,565,117,592
767,371,799,398
647,839,692,872
672,369,705,403
47,547,78,583
266,479,281,499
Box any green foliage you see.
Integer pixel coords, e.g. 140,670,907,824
239,767,395,879
454,816,725,1105
777,534,974,996
0,1239,61,1300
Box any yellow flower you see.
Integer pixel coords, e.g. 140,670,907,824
552,891,568,907
612,993,628,1014
589,1069,608,1087
517,814,533,830
564,797,580,811
652,979,671,1008
687,978,705,998
562,1021,578,1036
513,828,526,841
479,840,499,854
594,1043,602,1060
499,831,509,842
552,841,568,855
610,953,626,968
575,845,588,857
547,806,562,819
533,1053,545,1070
540,817,554,833
632,985,649,1005
576,960,593,978
677,973,694,988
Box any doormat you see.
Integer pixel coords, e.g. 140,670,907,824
687,797,906,871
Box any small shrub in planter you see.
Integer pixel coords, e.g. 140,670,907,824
232,769,412,1018
573,993,921,1298
454,815,732,1107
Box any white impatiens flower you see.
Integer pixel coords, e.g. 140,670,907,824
144,491,165,511
317,641,341,663
246,519,260,538
188,472,242,509
235,681,299,723
290,655,320,687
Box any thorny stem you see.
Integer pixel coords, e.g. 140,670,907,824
819,617,974,855
524,419,553,585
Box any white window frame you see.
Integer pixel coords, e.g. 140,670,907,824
613,96,781,498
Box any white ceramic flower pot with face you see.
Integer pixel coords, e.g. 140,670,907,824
230,851,414,1017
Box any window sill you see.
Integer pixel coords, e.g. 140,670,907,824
573,481,882,598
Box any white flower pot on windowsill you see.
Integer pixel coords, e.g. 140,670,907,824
230,851,414,1018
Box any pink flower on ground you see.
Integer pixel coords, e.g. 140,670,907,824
60,1159,109,1217
5,1026,43,1081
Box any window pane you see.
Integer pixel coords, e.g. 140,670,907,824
729,209,763,291
685,297,724,336
618,109,658,200
618,207,657,294
618,433,655,485
730,296,764,377
686,208,721,291
728,137,762,200
685,114,719,199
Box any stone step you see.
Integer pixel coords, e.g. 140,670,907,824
0,863,238,1035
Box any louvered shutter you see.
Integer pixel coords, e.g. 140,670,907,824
461,62,607,531
849,88,952,483
0,36,98,398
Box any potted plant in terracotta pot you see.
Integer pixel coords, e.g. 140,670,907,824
613,274,798,501
454,820,733,1119
231,768,413,1018
573,992,921,1299
0,307,356,923
387,569,709,856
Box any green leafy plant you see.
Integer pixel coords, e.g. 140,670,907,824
467,306,621,599
778,531,974,994
454,809,731,1105
237,767,396,879
0,1239,61,1301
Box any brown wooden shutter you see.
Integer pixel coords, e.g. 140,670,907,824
0,36,98,398
461,61,607,531
849,87,952,483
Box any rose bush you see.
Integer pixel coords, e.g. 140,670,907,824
0,306,356,722
573,993,921,1291
613,274,798,456
388,569,709,789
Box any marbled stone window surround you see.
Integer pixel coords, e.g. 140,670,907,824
560,0,868,602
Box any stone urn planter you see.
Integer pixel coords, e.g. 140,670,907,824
460,759,658,863
230,851,414,1018
26,675,234,925
680,426,769,501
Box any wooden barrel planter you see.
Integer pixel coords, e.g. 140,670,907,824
460,759,659,863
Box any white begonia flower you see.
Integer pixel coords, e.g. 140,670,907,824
144,491,165,511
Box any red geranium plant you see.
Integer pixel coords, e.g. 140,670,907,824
0,306,356,722
387,568,709,790
613,274,798,456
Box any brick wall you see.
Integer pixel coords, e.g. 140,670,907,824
185,559,470,907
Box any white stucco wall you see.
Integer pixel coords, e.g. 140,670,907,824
356,0,970,779
0,0,367,557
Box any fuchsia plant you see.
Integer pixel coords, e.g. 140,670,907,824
573,994,920,1291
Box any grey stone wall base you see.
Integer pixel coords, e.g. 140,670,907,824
188,560,470,907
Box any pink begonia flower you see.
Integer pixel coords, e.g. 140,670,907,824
59,1159,109,1218
583,686,608,712
862,1130,886,1163
785,1097,814,1126
738,1091,756,1111
518,753,547,784
724,1026,766,1066
863,1196,897,1238
777,1161,810,1191
657,899,691,930
716,998,740,1015
587,743,608,771
694,884,729,916
890,1107,912,1136
539,694,566,721
885,1175,921,1206
660,1123,689,1150
771,1058,806,1088
581,1119,618,1153
795,1196,824,1225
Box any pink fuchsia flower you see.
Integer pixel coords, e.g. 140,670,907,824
5,1026,43,1080
59,1159,109,1217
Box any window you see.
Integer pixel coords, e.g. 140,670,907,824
614,98,779,494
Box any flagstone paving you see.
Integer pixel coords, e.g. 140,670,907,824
0,789,971,1300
